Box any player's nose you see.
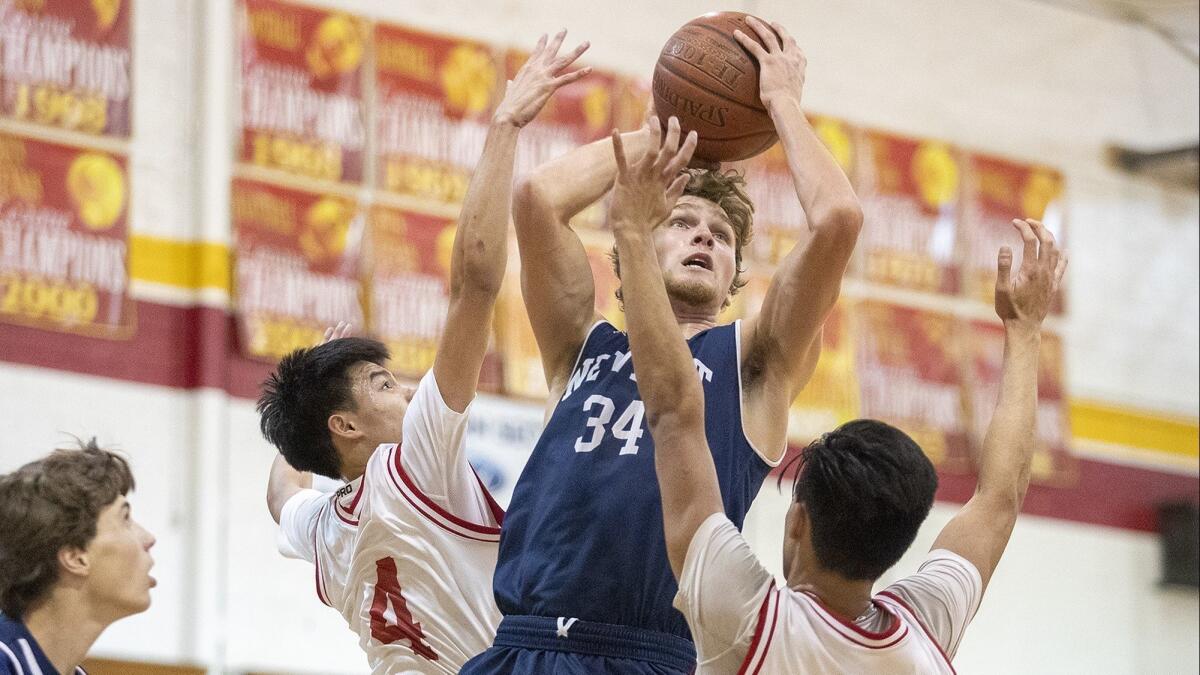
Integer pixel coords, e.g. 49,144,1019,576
691,229,714,247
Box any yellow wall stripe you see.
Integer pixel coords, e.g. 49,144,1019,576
1071,400,1198,459
126,235,1199,461
129,235,231,292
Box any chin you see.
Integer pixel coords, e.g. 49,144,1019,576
666,278,720,308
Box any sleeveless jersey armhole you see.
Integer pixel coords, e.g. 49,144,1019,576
734,319,784,468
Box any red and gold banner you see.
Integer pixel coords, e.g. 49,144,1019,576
232,177,364,360
857,131,961,294
507,49,618,224
0,0,132,137
968,323,1075,485
375,23,501,205
963,153,1065,313
365,204,501,390
239,0,367,183
733,115,857,266
854,301,970,470
0,132,132,336
497,227,621,398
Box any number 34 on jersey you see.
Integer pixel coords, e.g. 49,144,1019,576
566,352,714,457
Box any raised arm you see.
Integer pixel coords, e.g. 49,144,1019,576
609,118,723,578
932,219,1067,589
514,116,654,393
433,31,590,411
267,453,312,524
734,20,863,455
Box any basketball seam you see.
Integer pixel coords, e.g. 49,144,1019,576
656,58,770,118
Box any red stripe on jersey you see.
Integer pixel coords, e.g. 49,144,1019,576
472,467,505,526
738,582,778,675
386,446,501,541
804,595,909,650
799,590,903,643
877,591,957,673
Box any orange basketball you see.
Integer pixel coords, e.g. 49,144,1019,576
652,12,778,163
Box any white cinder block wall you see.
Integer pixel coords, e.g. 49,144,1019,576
0,1,1195,673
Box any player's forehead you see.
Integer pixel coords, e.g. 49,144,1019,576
349,361,393,387
671,196,732,229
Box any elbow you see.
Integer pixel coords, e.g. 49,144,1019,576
514,173,557,224
645,396,705,441
456,242,505,297
820,204,863,238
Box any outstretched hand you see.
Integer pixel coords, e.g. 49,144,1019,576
610,116,697,235
494,30,591,128
321,321,353,344
994,219,1067,326
733,17,805,110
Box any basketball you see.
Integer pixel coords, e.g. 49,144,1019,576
652,12,779,162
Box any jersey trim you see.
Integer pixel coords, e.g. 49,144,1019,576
385,444,502,542
734,319,783,468
799,590,908,648
313,502,333,608
332,477,364,526
554,319,609,402
0,641,26,675
738,582,780,675
877,590,958,673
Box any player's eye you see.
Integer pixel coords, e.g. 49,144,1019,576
671,219,688,229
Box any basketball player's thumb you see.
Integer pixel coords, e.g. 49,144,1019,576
996,246,1013,290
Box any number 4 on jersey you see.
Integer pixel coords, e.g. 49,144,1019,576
370,557,438,661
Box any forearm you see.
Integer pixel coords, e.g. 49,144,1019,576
768,98,862,232
520,127,652,222
976,322,1041,505
613,228,702,420
267,454,311,524
451,121,521,297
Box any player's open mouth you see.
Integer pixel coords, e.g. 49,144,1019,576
682,253,712,271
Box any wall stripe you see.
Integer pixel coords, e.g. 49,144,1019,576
119,235,1200,464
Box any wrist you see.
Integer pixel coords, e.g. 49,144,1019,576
765,94,803,119
1003,320,1042,341
490,112,524,130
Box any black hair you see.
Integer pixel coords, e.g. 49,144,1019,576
785,419,938,581
257,338,390,480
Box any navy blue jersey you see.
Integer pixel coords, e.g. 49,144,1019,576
493,320,776,639
0,612,85,675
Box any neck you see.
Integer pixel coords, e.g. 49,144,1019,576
668,298,719,338
786,565,875,620
337,439,375,482
24,595,107,675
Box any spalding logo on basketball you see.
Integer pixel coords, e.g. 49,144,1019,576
652,12,779,162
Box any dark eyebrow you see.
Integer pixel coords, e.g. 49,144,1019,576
369,369,390,384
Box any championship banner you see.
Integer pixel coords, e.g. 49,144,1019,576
365,204,503,389
963,153,1066,313
507,49,617,227
735,115,857,267
854,301,971,471
0,0,131,137
375,22,501,205
856,130,962,294
969,323,1075,485
0,132,132,336
232,177,364,361
497,227,621,398
238,0,367,183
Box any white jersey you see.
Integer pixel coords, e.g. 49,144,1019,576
674,514,982,674
278,371,504,674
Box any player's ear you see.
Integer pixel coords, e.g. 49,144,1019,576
785,501,808,542
58,545,90,578
328,412,362,440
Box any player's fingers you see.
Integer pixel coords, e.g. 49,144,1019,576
552,66,591,88
611,129,629,175
1028,218,1054,261
770,21,796,50
554,41,590,72
530,33,548,59
546,28,567,58
1012,219,1038,269
665,173,690,206
996,246,1013,291
664,130,697,178
733,30,768,60
656,117,682,172
644,116,662,170
747,16,781,52
323,326,334,341
1053,251,1068,291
